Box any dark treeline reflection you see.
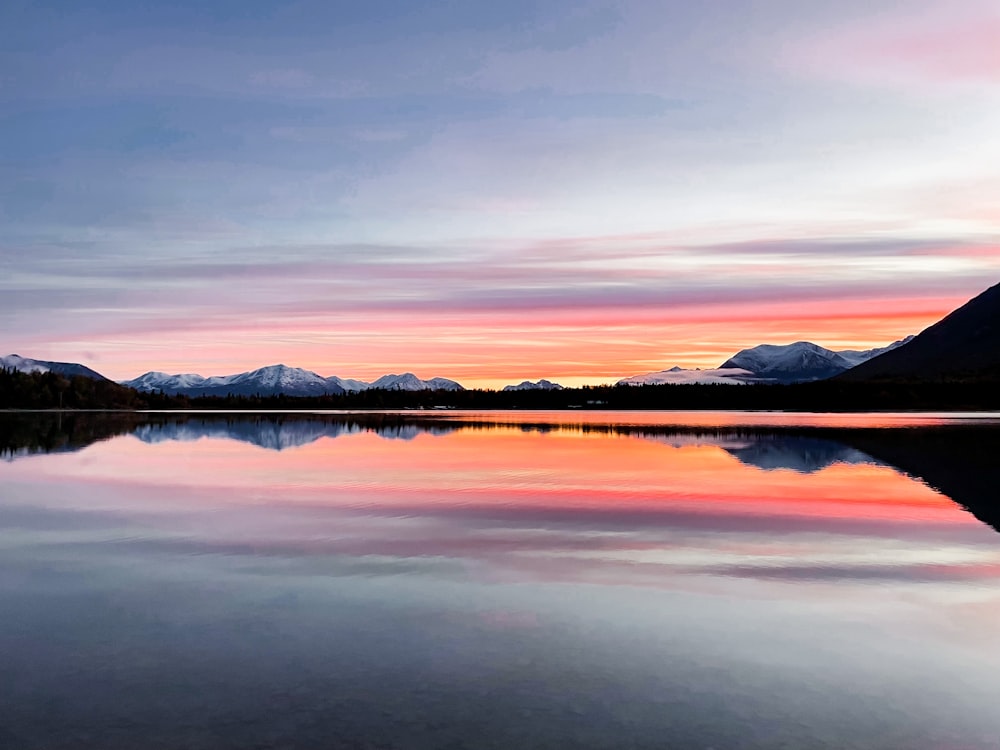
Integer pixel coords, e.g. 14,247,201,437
0,411,146,458
0,412,456,456
3,411,999,532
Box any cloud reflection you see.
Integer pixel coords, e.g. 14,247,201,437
3,412,999,594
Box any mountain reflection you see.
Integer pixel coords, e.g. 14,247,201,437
0,413,455,455
133,418,365,451
721,435,880,473
2,411,999,533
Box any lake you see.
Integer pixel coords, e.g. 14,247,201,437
2,410,1000,749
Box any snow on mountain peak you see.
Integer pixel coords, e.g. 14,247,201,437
119,365,468,396
423,377,464,391
232,364,328,389
718,337,917,383
124,371,208,390
1,354,49,374
720,342,853,382
617,336,916,388
3,354,108,381
837,336,916,367
370,373,426,391
326,376,370,392
618,367,756,386
369,373,464,391
502,379,565,391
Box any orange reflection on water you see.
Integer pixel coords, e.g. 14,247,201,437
15,421,969,528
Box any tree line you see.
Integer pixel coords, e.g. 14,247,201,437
3,366,1000,412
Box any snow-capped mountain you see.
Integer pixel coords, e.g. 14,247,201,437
124,371,209,392
219,364,337,396
368,373,464,391
123,364,345,397
618,337,916,386
618,366,757,386
422,376,465,391
719,337,914,383
122,366,464,396
326,376,370,392
503,379,564,391
833,336,916,367
1,354,109,381
720,342,852,383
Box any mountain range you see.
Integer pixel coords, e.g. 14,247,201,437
718,337,915,383
122,366,465,397
0,340,919,394
7,280,1000,392
618,337,914,386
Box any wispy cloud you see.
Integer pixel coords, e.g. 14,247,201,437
3,231,996,382
1,1,998,382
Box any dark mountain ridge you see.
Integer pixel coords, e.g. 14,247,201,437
839,282,1000,381
0,354,109,382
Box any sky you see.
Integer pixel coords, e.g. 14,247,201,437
2,0,999,388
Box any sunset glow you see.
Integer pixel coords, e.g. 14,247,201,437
3,1,999,385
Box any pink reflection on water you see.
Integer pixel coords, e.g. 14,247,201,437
4,422,972,525
4,414,999,592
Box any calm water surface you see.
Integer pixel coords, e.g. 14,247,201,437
2,411,1000,749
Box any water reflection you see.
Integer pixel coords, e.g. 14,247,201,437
2,411,1000,749
4,411,999,532
720,435,879,473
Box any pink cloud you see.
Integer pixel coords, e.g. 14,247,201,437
790,5,1000,87
8,230,998,384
